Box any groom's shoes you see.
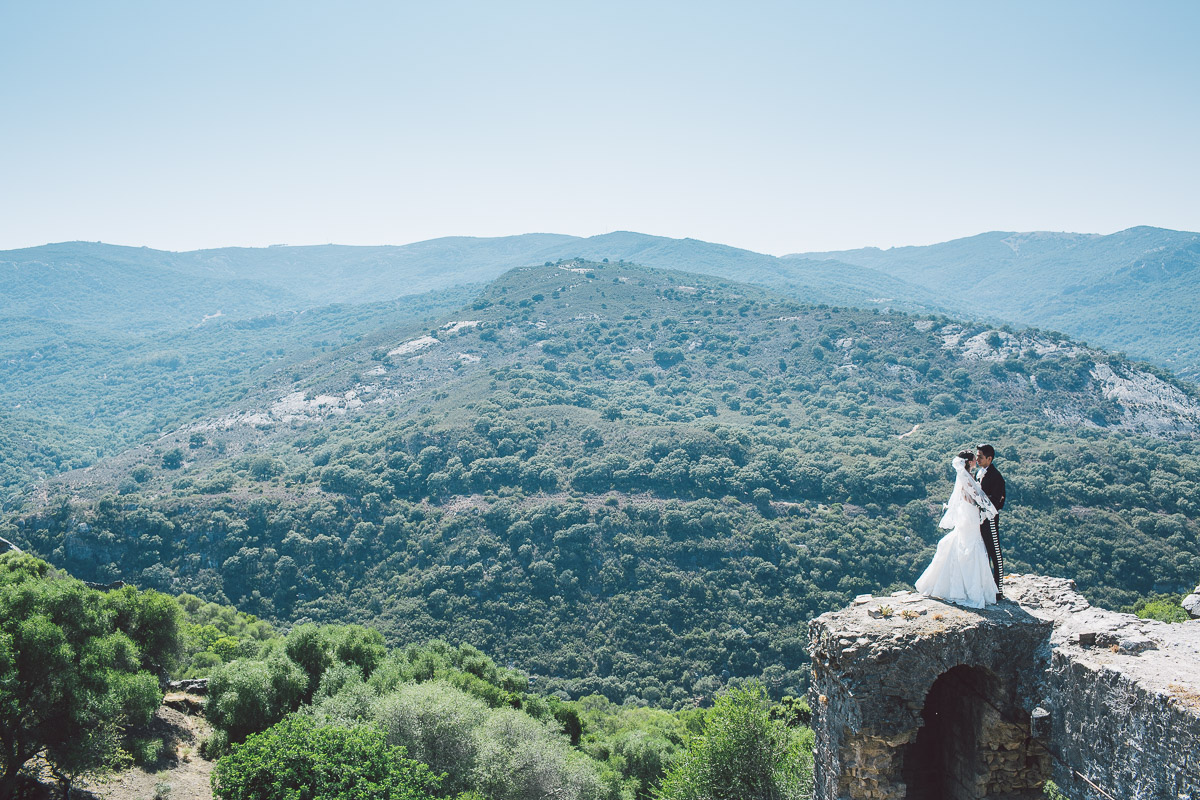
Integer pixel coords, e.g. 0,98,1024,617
996,592,1005,603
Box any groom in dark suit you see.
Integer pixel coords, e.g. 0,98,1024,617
976,444,1006,601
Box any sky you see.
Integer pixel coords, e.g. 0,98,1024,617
2,0,1198,255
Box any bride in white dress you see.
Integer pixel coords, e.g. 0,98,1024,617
915,450,999,609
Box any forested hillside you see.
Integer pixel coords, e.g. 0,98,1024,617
793,226,1200,380
0,235,920,500
7,227,1197,497
5,260,1198,706
0,285,479,502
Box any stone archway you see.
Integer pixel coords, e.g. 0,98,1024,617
901,665,994,799
808,582,1060,800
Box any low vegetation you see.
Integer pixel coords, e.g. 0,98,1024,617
0,552,814,800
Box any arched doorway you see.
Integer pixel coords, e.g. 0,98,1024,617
900,665,995,799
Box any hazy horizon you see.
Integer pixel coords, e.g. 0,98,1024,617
7,222,1197,259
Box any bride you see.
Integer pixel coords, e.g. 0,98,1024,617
915,450,999,609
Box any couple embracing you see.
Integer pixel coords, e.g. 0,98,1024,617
915,444,1007,609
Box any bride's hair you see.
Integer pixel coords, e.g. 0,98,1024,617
957,449,976,462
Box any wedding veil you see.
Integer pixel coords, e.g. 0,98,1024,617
939,455,998,530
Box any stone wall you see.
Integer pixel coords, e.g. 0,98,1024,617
809,575,1200,800
1006,577,1200,799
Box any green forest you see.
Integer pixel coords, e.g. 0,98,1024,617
4,261,1197,710
1,552,812,800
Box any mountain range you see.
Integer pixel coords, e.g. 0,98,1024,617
5,225,1197,376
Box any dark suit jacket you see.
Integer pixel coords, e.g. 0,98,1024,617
979,465,1006,512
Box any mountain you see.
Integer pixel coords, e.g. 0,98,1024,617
10,225,1199,383
788,226,1200,380
0,234,951,498
7,226,1198,499
1,235,928,336
0,242,301,333
5,260,1197,704
0,237,567,333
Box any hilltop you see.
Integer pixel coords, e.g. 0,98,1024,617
5,260,1197,704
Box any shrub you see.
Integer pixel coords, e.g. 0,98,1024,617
929,393,960,416
371,681,489,796
656,682,813,800
472,708,608,800
0,553,168,796
653,349,685,369
206,654,307,744
211,714,439,800
1130,594,1189,623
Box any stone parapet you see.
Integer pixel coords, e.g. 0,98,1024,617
809,574,1200,800
1005,576,1200,799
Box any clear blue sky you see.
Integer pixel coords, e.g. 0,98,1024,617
2,1,1198,254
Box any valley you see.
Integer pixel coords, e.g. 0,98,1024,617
4,258,1197,707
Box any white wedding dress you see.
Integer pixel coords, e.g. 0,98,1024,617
915,456,999,609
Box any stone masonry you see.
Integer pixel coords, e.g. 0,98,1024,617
809,574,1200,800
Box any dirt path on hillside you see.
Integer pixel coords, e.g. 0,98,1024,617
84,705,213,800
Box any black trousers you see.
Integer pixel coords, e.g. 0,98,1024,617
979,515,1004,595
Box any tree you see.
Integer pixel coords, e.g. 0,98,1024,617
285,624,333,700
653,349,685,369
283,624,387,703
161,448,184,469
581,427,605,451
655,683,812,800
206,654,307,745
104,585,184,677
369,681,489,796
0,552,164,800
330,625,387,678
211,714,439,800
1130,594,1190,623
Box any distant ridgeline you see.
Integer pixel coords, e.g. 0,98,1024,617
3,259,1199,706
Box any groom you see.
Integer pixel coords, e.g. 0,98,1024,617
976,444,1006,601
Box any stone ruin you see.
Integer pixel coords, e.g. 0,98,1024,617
808,574,1200,800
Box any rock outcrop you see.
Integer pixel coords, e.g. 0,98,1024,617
809,575,1200,800
167,677,209,695
1183,585,1200,620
